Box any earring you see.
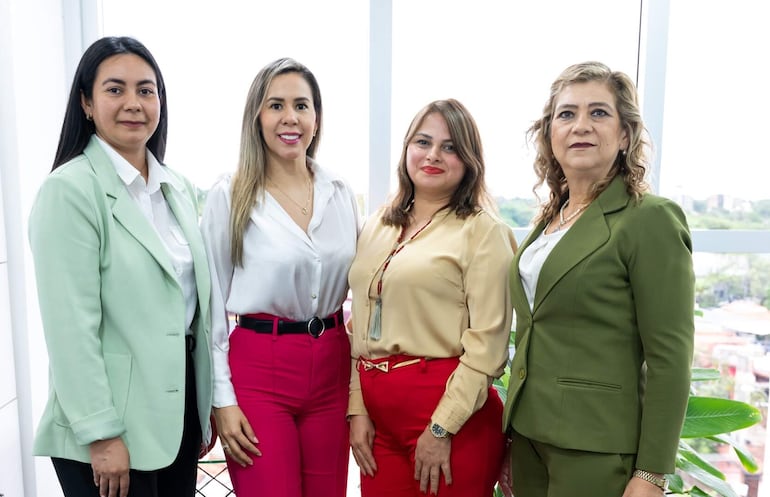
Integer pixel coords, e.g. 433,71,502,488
86,114,93,121
622,149,627,156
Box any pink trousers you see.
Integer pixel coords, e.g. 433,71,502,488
359,355,505,497
226,317,350,497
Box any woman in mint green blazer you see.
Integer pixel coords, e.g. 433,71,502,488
501,62,694,497
28,37,213,497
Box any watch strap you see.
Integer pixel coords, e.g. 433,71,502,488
429,422,450,439
633,469,667,491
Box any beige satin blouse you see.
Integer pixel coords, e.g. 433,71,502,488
347,207,516,433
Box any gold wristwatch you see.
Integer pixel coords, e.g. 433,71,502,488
633,469,668,491
429,422,451,439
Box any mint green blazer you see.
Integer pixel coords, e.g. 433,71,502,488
29,137,213,470
502,176,694,473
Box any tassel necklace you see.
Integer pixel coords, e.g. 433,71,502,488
368,217,433,340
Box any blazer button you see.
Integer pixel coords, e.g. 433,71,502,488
518,368,526,379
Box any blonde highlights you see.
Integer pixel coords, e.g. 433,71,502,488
229,58,323,265
528,61,650,224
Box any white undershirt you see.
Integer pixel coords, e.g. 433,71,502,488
96,136,197,334
518,226,569,311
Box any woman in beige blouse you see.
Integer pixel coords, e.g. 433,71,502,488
347,99,516,496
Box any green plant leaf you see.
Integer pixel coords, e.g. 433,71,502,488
707,434,760,472
689,486,716,497
677,456,738,497
666,473,686,494
681,396,761,438
493,383,508,404
678,440,725,479
690,368,722,382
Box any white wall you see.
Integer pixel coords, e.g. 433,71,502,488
0,0,76,495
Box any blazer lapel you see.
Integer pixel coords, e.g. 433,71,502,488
163,182,211,323
83,137,178,282
532,176,630,313
510,223,544,318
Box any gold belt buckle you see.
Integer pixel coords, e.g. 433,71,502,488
362,359,389,372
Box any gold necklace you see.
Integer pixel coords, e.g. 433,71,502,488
267,175,313,215
555,199,587,231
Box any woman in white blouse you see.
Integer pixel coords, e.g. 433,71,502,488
200,58,359,497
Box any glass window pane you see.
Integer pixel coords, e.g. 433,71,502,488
391,0,642,200
660,1,770,202
101,1,370,195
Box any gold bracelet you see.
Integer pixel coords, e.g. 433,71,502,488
633,469,667,491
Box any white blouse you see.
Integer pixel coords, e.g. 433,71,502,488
518,227,569,311
97,136,197,333
200,159,360,406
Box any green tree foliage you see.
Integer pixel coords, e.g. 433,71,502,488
696,255,770,308
496,198,538,227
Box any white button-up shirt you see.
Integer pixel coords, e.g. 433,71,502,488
200,159,360,406
96,136,197,333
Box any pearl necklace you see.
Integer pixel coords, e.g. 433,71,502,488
555,199,587,232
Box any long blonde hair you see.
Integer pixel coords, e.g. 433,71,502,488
528,61,650,224
229,58,323,265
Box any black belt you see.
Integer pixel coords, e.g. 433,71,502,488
237,310,342,339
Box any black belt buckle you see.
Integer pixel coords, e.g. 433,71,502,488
307,316,325,338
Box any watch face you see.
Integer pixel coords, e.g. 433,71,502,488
430,423,448,438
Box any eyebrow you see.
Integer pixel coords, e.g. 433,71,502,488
265,96,311,102
555,101,614,111
414,132,454,144
100,78,156,87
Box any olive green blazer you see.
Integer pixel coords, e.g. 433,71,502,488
502,176,694,473
29,136,213,470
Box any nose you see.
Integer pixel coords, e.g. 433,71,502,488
573,111,592,133
281,107,299,125
123,93,141,111
425,144,442,162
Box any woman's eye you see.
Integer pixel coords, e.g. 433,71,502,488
269,103,282,110
297,103,309,110
442,144,456,153
415,138,429,146
106,87,122,95
556,110,573,119
139,88,155,96
592,108,609,117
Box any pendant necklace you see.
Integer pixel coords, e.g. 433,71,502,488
268,175,313,215
368,217,433,340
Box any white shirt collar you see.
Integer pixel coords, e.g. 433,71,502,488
94,135,183,194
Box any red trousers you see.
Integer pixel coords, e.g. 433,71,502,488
359,355,505,497
226,317,350,497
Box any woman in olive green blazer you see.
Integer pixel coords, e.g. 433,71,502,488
501,62,694,497
28,37,212,497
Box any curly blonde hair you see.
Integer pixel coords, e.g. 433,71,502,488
528,61,650,224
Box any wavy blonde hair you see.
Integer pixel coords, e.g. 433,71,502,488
229,58,322,266
528,61,650,224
